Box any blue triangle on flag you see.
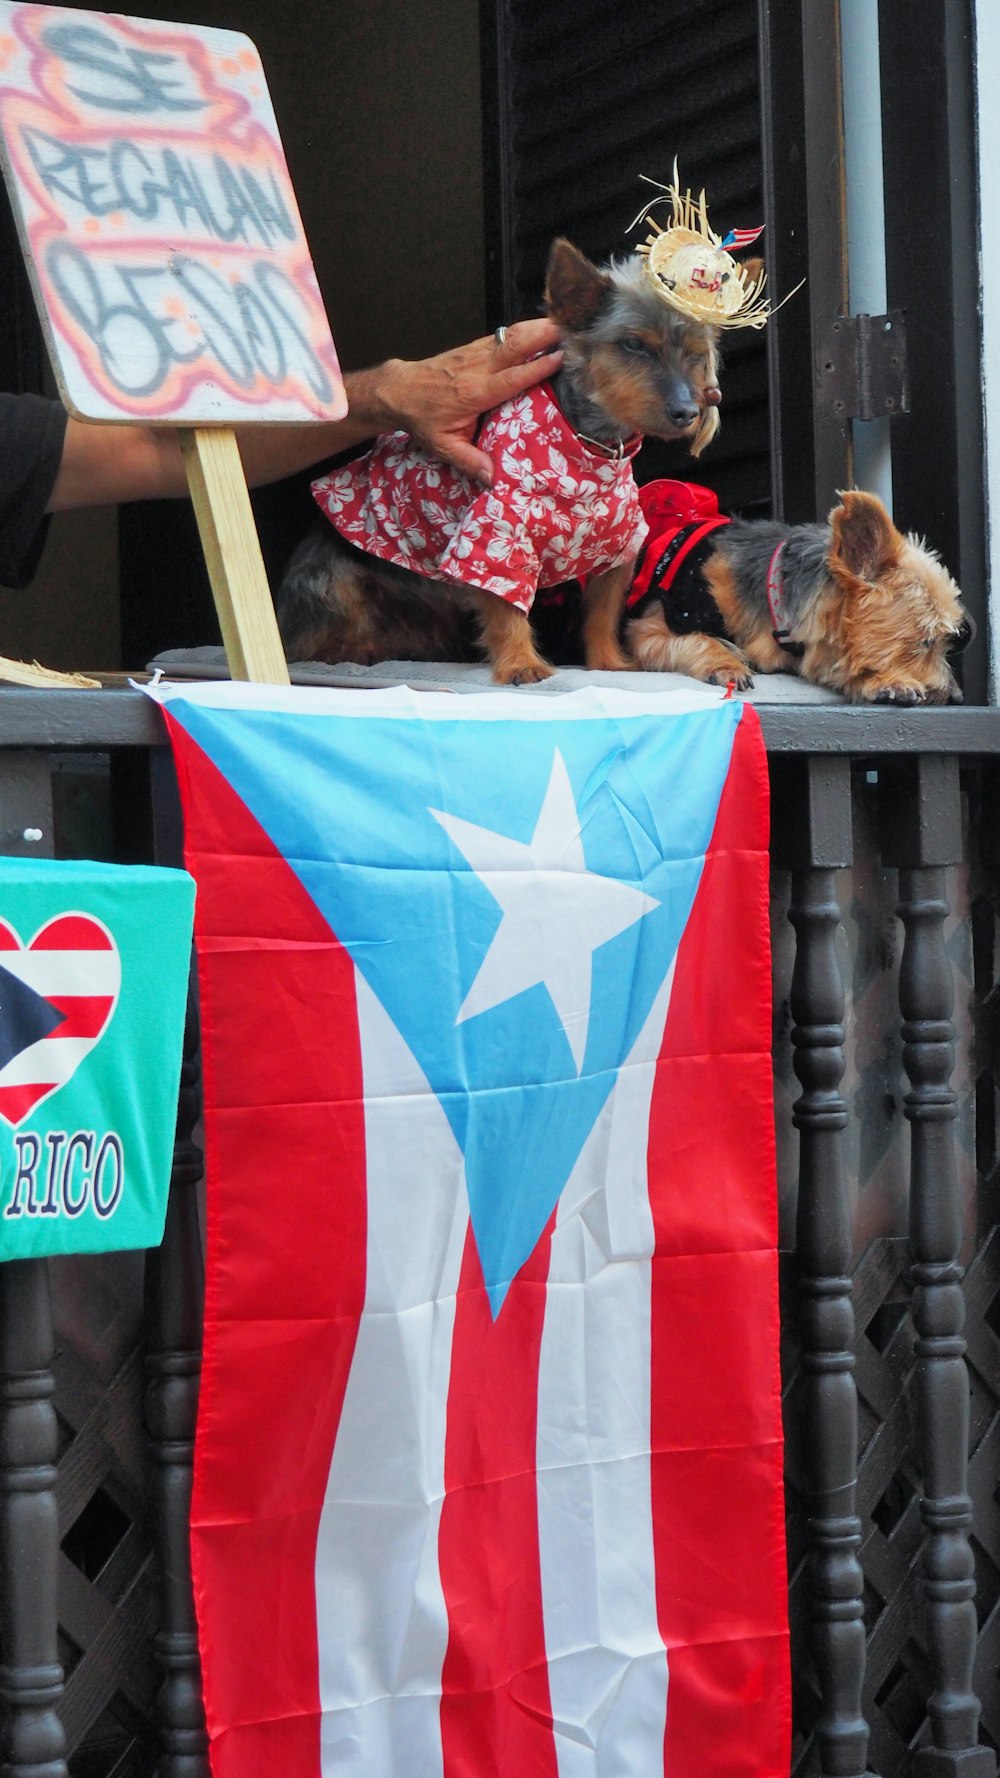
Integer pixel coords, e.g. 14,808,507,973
0,963,67,1070
169,696,741,1314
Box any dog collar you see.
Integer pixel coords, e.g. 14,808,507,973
765,540,805,658
575,430,643,463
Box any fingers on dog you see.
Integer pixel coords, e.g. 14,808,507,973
497,317,561,355
492,350,564,402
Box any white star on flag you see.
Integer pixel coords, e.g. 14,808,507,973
431,749,659,1073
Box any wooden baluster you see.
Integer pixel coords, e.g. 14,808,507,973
883,755,995,1778
0,1261,68,1778
772,754,869,1778
143,972,209,1778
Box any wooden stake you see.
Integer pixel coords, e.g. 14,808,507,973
180,427,290,685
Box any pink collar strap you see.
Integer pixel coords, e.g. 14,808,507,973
765,539,804,656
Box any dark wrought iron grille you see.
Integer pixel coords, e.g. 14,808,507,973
770,752,1000,1778
51,1252,157,1778
0,1034,205,1778
480,0,772,515
0,738,206,1778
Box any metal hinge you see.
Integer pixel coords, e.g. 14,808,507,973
816,310,910,421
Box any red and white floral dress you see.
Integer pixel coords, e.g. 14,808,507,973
311,382,648,613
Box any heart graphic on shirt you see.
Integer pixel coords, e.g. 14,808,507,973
0,914,120,1126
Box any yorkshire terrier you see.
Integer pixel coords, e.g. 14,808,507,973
622,481,973,703
276,237,727,684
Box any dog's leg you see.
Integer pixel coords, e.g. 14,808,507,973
626,609,754,688
581,562,635,672
468,588,554,684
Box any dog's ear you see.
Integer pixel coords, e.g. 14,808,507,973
544,239,612,330
828,489,904,585
739,255,765,288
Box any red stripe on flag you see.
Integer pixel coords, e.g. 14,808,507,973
30,916,114,949
0,1082,58,1122
650,708,790,1778
166,715,368,1778
439,1221,559,1778
44,996,115,1039
0,922,20,949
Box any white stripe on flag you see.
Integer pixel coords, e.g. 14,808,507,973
0,1035,109,1089
536,962,675,1776
0,951,119,997
149,680,725,725
316,969,470,1778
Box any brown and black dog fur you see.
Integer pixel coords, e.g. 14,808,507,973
625,489,973,704
277,238,730,684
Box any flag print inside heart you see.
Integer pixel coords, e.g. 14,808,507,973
0,914,120,1126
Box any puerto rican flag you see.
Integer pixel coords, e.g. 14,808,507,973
721,225,766,251
152,680,789,1778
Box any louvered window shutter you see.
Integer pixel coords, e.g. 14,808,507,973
481,0,771,516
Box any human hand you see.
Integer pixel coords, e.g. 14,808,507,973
54,320,566,505
373,318,563,484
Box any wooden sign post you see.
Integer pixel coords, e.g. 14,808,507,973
180,427,289,683
0,3,349,684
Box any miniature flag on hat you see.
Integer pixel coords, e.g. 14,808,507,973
721,225,766,251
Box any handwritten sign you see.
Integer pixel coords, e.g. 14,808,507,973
0,4,347,423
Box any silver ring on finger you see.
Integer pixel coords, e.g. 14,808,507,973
493,324,509,348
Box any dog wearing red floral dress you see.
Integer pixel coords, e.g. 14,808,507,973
277,173,774,683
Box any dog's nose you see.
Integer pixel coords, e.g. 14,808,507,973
661,377,700,431
950,613,976,653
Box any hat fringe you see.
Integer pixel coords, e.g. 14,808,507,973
628,160,801,331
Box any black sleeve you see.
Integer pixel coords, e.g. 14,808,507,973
0,393,68,590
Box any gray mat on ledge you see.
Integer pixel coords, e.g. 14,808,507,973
148,646,846,704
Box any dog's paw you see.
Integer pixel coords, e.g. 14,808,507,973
495,659,555,686
872,684,927,706
707,666,754,691
919,684,963,705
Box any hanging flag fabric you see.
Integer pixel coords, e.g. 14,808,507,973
151,679,790,1778
0,856,194,1257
